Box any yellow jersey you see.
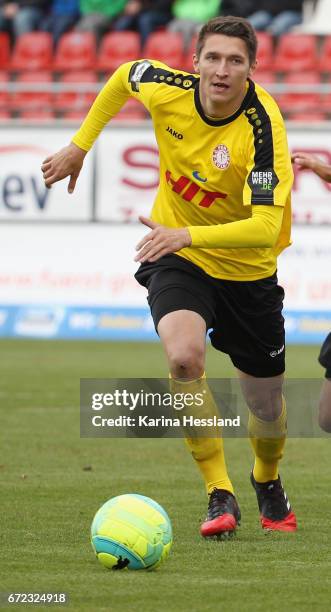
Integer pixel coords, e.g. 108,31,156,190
73,60,293,281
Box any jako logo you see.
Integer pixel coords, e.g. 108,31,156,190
166,126,183,139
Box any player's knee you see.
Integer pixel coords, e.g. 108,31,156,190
168,345,205,379
245,387,283,421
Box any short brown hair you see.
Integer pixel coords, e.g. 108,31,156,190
196,16,257,65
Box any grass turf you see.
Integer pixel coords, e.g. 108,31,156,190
1,340,330,611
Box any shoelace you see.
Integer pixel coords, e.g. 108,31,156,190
208,489,234,520
261,481,288,514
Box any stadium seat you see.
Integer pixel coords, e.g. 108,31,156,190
253,71,276,85
256,32,274,71
144,32,185,70
276,72,321,114
97,32,141,74
0,32,10,70
19,110,55,120
10,32,53,71
62,110,88,120
54,70,97,113
320,74,331,111
53,32,97,72
290,111,327,122
113,97,147,121
318,36,331,73
10,71,53,112
273,34,318,72
0,71,9,109
0,110,11,119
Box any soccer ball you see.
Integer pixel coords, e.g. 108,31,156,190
91,494,173,570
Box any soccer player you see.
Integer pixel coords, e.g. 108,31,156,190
42,16,297,536
292,152,331,433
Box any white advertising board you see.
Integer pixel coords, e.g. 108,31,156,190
0,223,329,309
0,127,94,220
0,124,330,224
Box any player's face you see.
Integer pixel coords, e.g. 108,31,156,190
193,34,256,117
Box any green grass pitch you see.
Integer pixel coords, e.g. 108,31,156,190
1,340,331,611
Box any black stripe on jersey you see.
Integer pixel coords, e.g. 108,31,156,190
129,61,198,93
244,89,279,205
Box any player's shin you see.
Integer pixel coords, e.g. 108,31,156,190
169,374,234,495
248,397,287,483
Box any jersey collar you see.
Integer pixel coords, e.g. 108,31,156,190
194,78,255,126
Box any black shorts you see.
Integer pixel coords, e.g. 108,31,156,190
135,254,285,378
319,333,331,378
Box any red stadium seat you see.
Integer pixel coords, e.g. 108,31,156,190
256,32,274,71
53,32,96,71
97,32,141,74
19,110,55,120
144,32,185,70
318,36,331,73
62,110,88,120
253,70,276,94
274,34,318,73
0,71,9,109
10,32,53,71
183,35,198,73
290,111,327,122
276,72,321,114
10,71,53,111
320,74,331,111
0,32,10,70
54,70,97,113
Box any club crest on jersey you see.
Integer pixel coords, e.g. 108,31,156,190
212,144,230,170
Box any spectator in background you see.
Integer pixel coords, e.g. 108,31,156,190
75,0,126,41
114,1,173,48
41,0,80,45
168,0,220,49
0,0,50,39
247,0,304,36
221,0,256,18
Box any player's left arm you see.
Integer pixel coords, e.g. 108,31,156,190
134,205,283,262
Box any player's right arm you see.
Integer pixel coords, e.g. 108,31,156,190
292,152,331,183
41,61,156,192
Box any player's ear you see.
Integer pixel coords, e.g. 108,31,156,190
248,60,257,79
193,54,199,73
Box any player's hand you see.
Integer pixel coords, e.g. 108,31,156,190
41,142,87,193
291,152,317,171
135,216,192,263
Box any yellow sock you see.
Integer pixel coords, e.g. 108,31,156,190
248,397,287,483
170,374,234,495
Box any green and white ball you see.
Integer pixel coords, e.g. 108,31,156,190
91,494,173,570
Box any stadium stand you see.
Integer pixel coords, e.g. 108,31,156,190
318,36,331,73
273,33,318,72
0,70,9,110
10,70,53,113
10,32,53,72
143,31,185,71
255,32,274,71
275,71,321,114
97,31,141,75
53,31,96,71
54,70,97,113
0,32,10,70
1,6,331,123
